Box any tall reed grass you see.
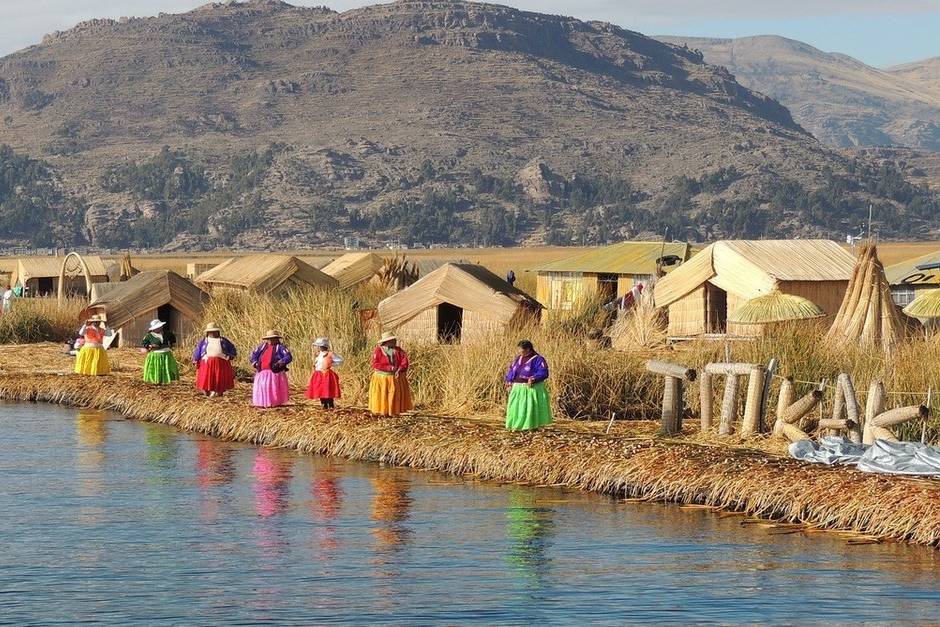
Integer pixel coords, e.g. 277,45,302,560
0,297,84,344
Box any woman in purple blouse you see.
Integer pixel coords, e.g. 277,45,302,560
504,340,553,431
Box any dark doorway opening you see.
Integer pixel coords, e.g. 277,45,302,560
37,277,55,297
437,303,463,344
705,283,727,334
157,304,181,346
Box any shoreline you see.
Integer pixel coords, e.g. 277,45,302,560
2,345,938,547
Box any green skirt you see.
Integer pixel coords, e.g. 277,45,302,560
143,351,180,385
506,382,553,432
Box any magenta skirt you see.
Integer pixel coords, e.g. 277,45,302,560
252,370,290,408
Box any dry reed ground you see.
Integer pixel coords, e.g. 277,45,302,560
1,343,938,547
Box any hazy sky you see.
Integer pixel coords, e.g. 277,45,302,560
2,0,938,68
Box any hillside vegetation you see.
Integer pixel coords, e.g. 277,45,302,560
0,1,938,248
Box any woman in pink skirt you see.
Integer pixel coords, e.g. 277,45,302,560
249,330,293,408
306,337,343,409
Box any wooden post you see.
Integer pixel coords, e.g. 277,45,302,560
661,376,683,435
699,372,714,432
741,365,766,436
759,357,779,433
719,375,740,436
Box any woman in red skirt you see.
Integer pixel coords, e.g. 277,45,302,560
192,323,238,397
306,337,343,409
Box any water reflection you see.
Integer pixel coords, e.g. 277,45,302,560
506,489,555,587
370,475,413,552
311,466,344,555
253,449,293,519
196,439,235,488
143,423,180,481
75,410,108,526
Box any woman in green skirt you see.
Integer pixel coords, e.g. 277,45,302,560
141,319,179,385
504,340,552,432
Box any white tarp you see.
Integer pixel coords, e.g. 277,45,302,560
790,437,940,477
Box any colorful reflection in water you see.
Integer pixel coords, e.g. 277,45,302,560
0,403,938,624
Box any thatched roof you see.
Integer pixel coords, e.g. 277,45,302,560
196,254,338,293
655,240,855,307
728,290,825,324
11,255,108,284
903,289,940,319
532,241,695,275
885,250,940,287
89,270,208,329
826,244,907,352
321,252,386,288
378,263,542,329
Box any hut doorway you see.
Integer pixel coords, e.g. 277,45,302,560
597,274,619,302
157,304,183,344
705,283,727,334
437,303,463,344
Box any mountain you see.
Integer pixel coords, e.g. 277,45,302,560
658,35,940,152
0,1,936,249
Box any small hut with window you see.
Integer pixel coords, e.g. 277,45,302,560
377,263,542,344
87,270,208,347
654,240,855,338
196,254,338,294
531,241,694,321
885,250,940,308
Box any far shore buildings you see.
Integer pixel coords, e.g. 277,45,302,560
531,241,695,321
653,240,856,338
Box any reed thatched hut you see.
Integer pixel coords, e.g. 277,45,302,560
531,241,694,321
10,255,108,296
196,254,338,295
885,250,940,308
377,263,542,344
654,240,855,338
88,271,208,347
321,252,386,289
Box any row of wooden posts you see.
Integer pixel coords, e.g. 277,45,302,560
645,360,929,443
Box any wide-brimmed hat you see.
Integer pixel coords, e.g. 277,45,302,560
313,337,329,348
378,331,397,345
262,329,282,340
204,322,222,334
87,313,105,323
148,319,166,331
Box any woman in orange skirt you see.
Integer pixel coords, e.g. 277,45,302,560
368,332,413,416
306,337,343,409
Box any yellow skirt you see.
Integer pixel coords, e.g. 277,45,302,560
369,373,413,416
75,345,111,376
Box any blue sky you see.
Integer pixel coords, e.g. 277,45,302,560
1,0,937,68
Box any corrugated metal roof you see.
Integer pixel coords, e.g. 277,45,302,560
532,242,694,275
378,263,542,330
885,250,940,286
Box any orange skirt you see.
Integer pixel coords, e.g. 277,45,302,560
368,373,413,416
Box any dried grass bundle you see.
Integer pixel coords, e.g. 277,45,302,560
728,290,824,325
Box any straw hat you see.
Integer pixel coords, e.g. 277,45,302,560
148,319,166,331
262,329,283,340
728,290,825,325
313,337,330,348
204,322,222,334
378,331,397,345
903,289,940,319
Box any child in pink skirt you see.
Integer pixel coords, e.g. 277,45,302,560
306,337,343,409
249,330,292,408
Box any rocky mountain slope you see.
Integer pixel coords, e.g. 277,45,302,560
658,35,940,152
0,1,936,249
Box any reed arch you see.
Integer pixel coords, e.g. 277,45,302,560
57,252,95,305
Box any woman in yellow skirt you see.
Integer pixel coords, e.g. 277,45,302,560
369,332,413,416
74,314,111,376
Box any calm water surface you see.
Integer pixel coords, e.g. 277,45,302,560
1,403,938,624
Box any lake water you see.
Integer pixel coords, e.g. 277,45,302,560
0,403,938,624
